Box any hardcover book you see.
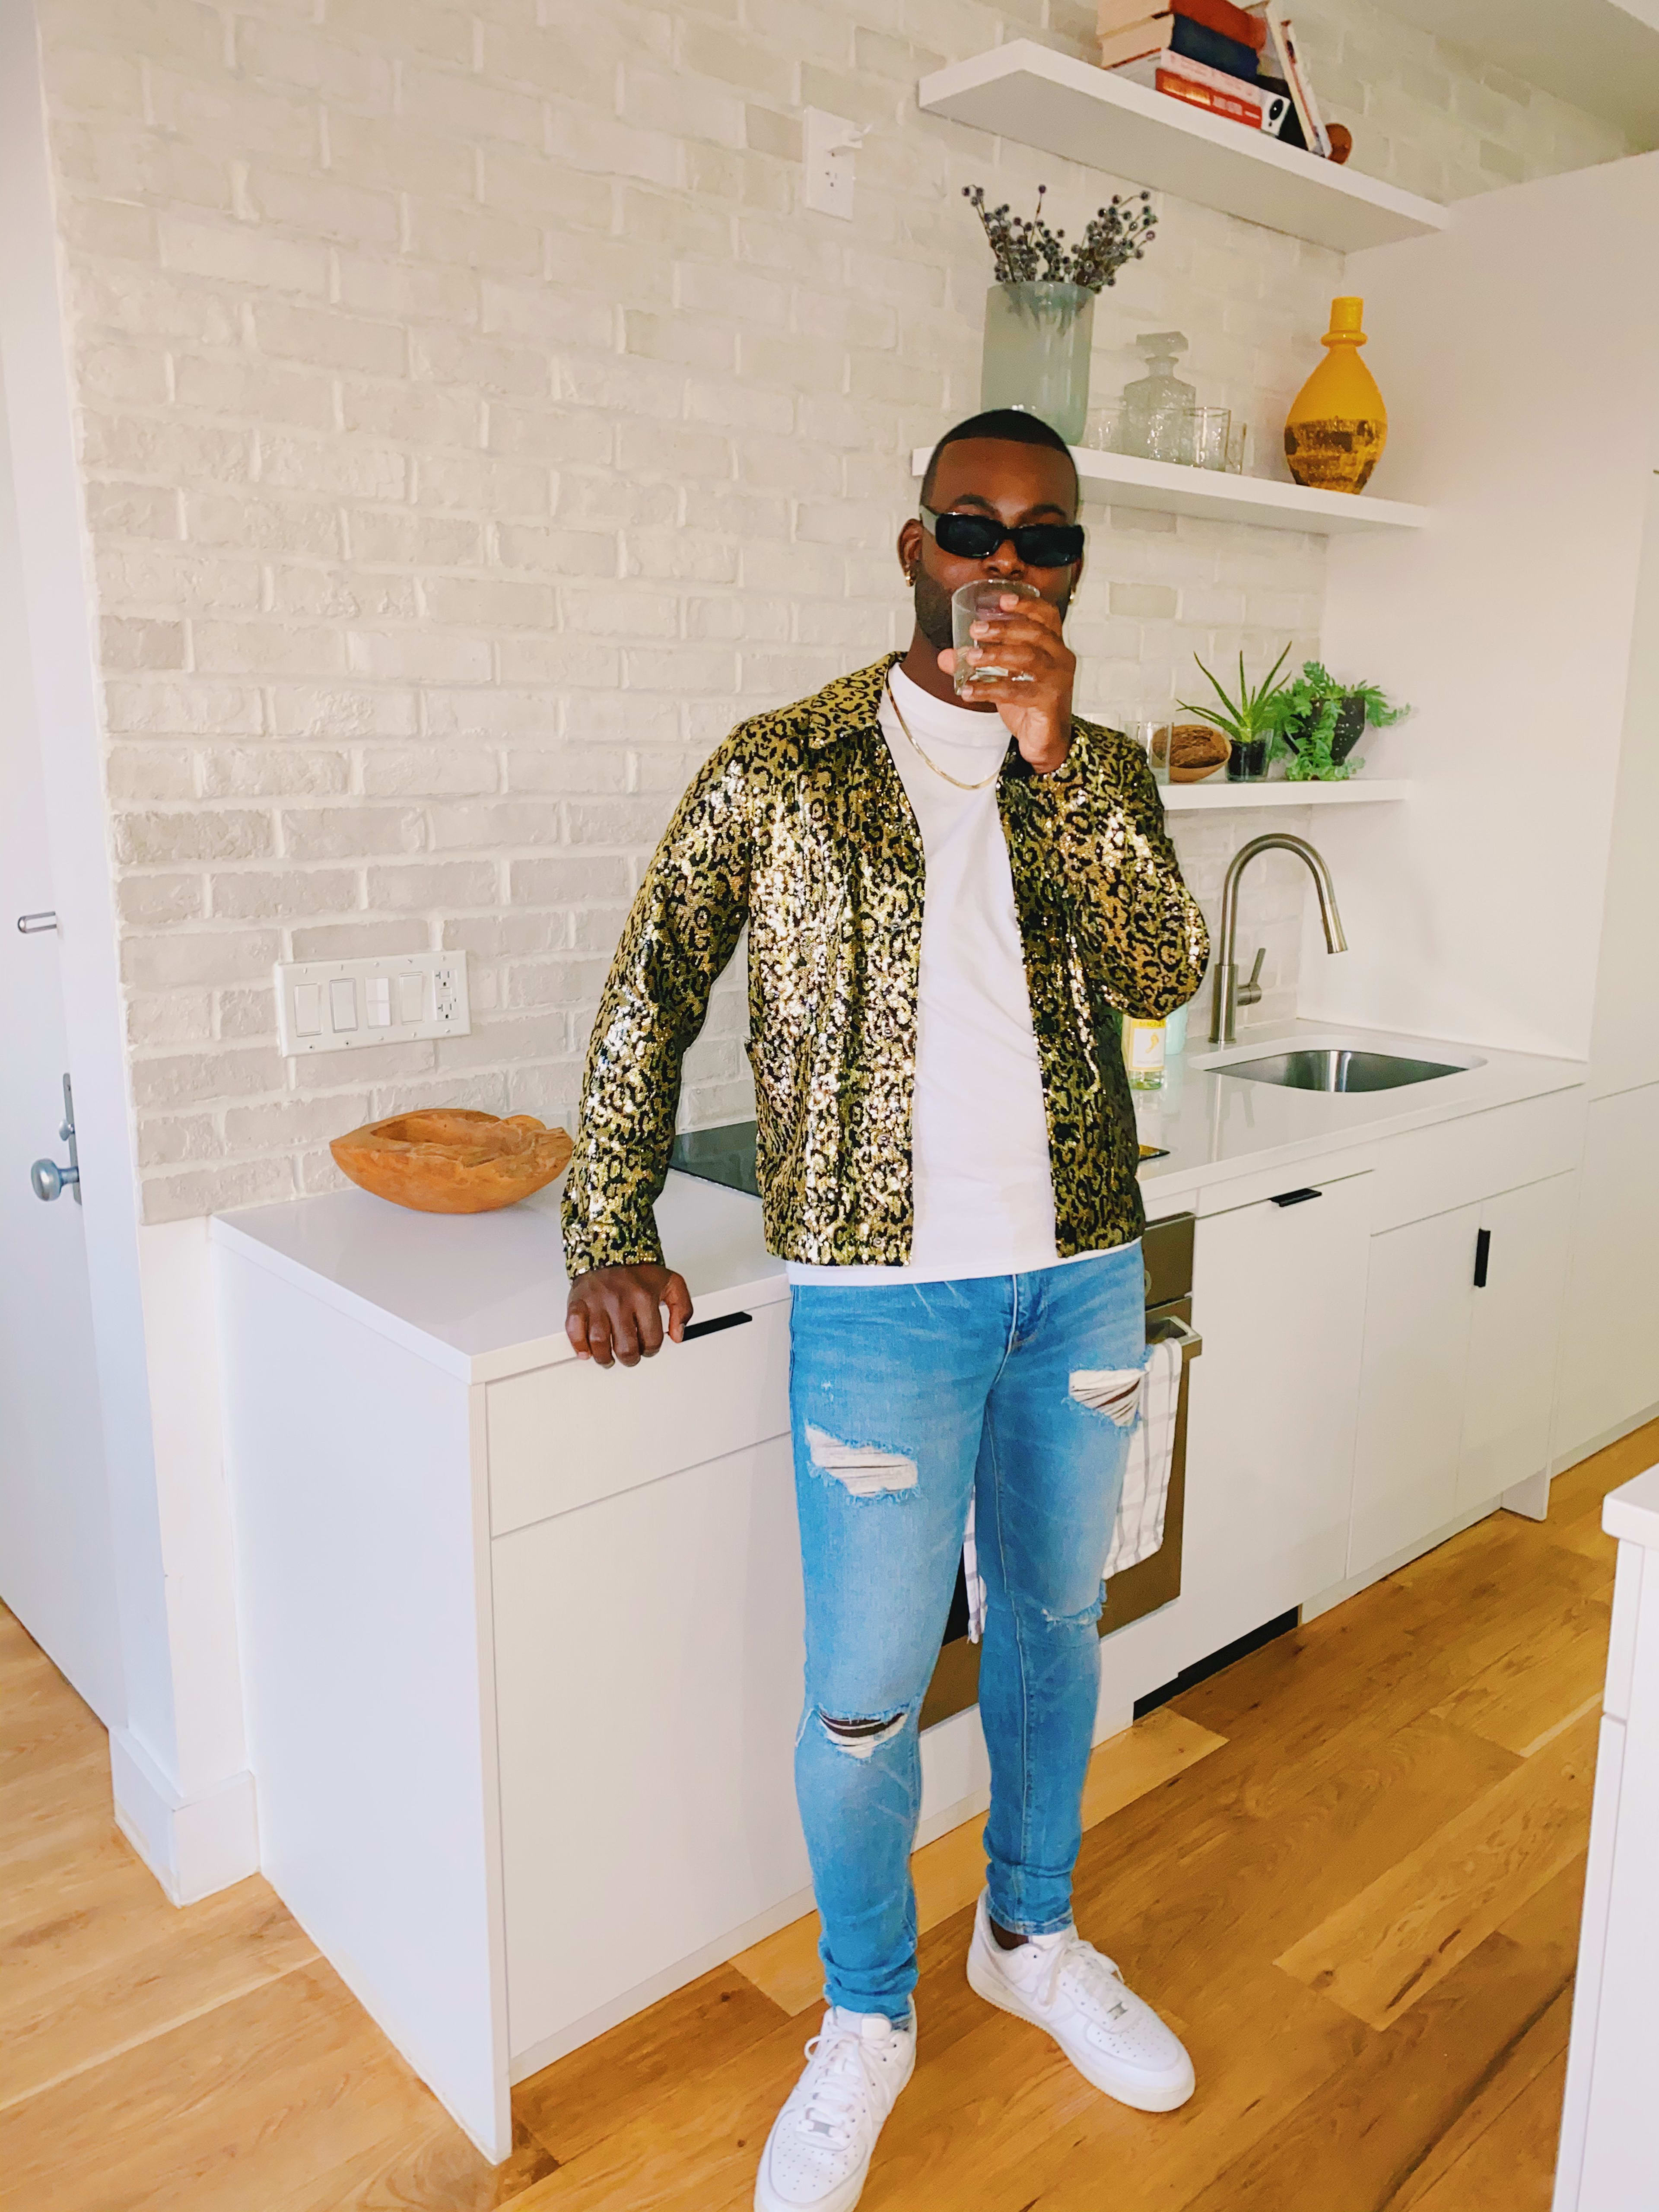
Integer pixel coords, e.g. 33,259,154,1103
1098,12,1262,82
1096,0,1267,52
1112,48,1267,126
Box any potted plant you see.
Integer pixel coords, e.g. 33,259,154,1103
1272,661,1408,781
1179,645,1296,783
966,183,1158,444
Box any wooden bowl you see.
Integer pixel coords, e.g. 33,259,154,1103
1152,722,1232,783
330,1108,573,1214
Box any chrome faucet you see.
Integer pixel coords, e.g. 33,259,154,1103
1209,834,1348,1046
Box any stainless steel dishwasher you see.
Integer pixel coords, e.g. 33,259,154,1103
921,1211,1201,1730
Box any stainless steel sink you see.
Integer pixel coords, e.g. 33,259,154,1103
1219,1048,1466,1093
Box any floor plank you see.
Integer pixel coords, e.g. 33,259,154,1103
729,1705,1225,2017
1431,1599,1611,1756
1404,2044,1569,2212
1274,1709,1598,2030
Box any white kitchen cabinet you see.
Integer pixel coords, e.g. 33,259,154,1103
1349,1205,1479,1576
1459,1170,1576,1509
1350,1163,1580,1576
1184,1167,1373,1617
493,1432,808,2069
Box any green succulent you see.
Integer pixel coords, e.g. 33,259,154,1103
1178,645,1296,754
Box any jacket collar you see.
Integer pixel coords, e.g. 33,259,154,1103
802,655,901,749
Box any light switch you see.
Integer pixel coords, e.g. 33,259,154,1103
274,951,470,1055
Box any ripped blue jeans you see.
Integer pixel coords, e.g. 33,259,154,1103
789,1245,1145,2021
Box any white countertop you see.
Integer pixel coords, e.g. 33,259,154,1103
212,1016,1585,1384
1605,1466,1659,1549
1135,1017,1585,1214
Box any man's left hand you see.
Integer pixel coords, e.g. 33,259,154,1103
938,594,1074,775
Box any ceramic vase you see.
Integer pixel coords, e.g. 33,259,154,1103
980,281,1095,445
1284,296,1387,494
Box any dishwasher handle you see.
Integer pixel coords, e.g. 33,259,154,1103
1147,1313,1201,1362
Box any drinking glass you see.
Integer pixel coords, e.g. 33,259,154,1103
1193,406,1231,471
1123,714,1173,783
1224,422,1251,475
950,579,1040,698
1084,406,1123,451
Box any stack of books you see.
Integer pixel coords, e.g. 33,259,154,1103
1095,0,1334,156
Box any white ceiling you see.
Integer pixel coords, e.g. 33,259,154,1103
1378,0,1659,145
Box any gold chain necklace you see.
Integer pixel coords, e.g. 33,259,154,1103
884,675,1005,793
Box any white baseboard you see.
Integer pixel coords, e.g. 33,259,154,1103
110,1727,259,1905
1301,1495,1506,1622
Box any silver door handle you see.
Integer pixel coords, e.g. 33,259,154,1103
17,911,58,934
31,1073,81,1205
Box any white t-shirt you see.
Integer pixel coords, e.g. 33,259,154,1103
788,664,1085,1287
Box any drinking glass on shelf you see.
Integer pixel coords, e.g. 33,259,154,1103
1144,407,1197,467
1084,406,1123,451
1122,713,1173,784
1193,406,1231,471
1224,422,1252,475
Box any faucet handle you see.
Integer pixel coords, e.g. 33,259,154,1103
1238,947,1266,1008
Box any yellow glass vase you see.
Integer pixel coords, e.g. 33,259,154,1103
1284,296,1387,494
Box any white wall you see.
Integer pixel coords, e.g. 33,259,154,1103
24,0,1630,1221
1305,152,1659,1059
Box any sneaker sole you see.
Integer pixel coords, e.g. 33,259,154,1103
966,1943,1195,2114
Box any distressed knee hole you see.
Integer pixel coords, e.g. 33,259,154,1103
806,1424,918,1497
819,1709,908,1759
1068,1367,1144,1425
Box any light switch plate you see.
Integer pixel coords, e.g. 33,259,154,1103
275,951,470,1057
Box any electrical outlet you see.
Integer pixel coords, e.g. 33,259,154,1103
275,951,470,1057
803,108,865,221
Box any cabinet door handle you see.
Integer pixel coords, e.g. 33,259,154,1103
1269,1187,1322,1208
681,1309,753,1342
1473,1228,1491,1289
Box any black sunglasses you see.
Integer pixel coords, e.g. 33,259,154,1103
920,503,1085,569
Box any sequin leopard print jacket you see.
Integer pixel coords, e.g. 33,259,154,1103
561,656,1210,1275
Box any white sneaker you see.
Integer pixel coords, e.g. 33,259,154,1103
753,2004,916,2212
966,1891,1195,2113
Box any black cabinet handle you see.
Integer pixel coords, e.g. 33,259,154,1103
1474,1229,1491,1289
681,1309,753,1342
1270,1187,1323,1208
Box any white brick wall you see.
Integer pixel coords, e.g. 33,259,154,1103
32,0,1629,1221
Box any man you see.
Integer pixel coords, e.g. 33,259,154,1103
563,410,1210,2212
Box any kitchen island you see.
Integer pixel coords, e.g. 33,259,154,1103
212,1017,1588,2159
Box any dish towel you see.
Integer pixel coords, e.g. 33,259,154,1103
961,1329,1185,1645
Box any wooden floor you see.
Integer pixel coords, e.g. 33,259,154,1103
3,1421,1651,2212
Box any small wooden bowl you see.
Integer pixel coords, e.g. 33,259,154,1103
1153,722,1232,783
330,1108,573,1215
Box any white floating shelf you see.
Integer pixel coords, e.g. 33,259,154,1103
910,443,1427,534
1161,777,1411,810
917,41,1449,254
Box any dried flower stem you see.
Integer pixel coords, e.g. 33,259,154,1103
963,182,1157,292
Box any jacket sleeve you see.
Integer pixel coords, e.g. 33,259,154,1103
1047,727,1210,1022
561,731,752,1276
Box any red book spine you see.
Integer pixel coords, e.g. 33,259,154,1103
1154,61,1262,126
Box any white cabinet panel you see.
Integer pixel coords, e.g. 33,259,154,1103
1555,1083,1659,1465
494,1434,809,2062
1459,1170,1576,1509
1349,1205,1478,1577
1184,1170,1371,1611
488,1298,790,1535
1370,1089,1584,1233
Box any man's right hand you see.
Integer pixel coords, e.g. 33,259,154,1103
565,1265,693,1369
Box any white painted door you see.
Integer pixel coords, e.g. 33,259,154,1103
1348,1204,1477,1578
0,355,121,1723
1183,1171,1373,1615
1459,1170,1577,1509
